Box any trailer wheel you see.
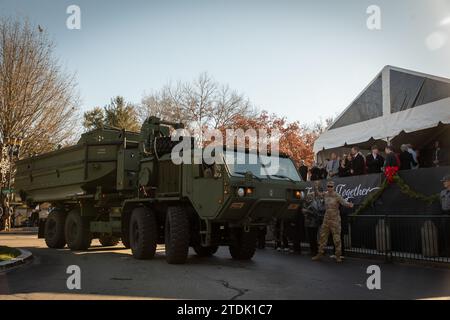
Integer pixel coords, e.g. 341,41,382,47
65,210,92,250
193,245,219,257
45,210,67,249
165,207,190,264
99,235,120,247
129,207,157,259
229,228,257,260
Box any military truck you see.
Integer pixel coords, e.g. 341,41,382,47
15,117,306,264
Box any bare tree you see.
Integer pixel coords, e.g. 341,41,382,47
309,116,335,135
139,84,187,124
210,84,255,129
140,73,255,131
0,18,79,159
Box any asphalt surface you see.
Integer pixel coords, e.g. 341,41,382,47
1,233,450,300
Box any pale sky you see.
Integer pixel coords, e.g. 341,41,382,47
1,0,450,125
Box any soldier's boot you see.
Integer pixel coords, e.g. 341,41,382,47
335,256,343,263
312,254,323,261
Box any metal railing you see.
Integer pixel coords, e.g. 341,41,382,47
345,214,450,264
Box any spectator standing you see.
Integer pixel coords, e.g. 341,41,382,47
319,161,328,180
303,197,322,256
399,144,417,171
326,153,340,178
298,160,308,181
338,158,351,177
440,175,450,214
3,198,11,231
310,163,321,181
407,144,419,169
289,209,304,254
0,205,3,231
350,146,365,176
384,145,399,167
366,145,385,174
274,219,289,251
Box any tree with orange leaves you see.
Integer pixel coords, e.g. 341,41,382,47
218,111,319,168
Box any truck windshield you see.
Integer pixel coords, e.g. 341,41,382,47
224,151,301,181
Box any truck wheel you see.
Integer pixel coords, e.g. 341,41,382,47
129,207,157,259
65,210,92,250
99,235,120,247
121,214,131,249
165,207,190,264
193,245,219,257
45,211,67,249
122,237,131,249
229,228,257,260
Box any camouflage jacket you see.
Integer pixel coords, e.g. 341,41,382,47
316,191,352,220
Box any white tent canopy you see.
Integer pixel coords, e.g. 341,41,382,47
313,66,450,154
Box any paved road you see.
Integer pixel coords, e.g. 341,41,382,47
1,233,450,300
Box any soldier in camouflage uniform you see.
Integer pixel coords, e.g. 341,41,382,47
312,180,353,263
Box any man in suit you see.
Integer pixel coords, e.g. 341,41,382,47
366,145,385,174
326,153,340,178
298,160,308,181
441,175,450,214
350,146,366,176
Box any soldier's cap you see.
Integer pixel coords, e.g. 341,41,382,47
442,174,450,182
326,181,335,187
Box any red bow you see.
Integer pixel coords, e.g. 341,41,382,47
384,166,399,184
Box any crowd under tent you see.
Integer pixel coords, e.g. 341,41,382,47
314,66,450,166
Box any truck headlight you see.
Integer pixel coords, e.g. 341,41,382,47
294,190,302,199
237,187,245,197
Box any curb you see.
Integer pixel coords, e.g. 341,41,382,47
0,231,38,235
0,249,33,272
0,228,38,235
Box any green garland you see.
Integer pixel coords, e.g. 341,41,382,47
354,175,439,215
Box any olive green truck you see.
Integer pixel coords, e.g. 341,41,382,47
15,117,306,264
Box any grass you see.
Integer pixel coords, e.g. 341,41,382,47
0,246,21,262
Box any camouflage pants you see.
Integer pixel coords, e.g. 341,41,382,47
318,215,342,257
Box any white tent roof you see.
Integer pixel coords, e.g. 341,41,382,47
313,66,450,154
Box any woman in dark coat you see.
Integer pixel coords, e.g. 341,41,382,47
384,146,399,167
338,158,351,177
399,144,417,170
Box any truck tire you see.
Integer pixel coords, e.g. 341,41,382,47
129,207,157,259
165,207,190,264
45,211,67,249
229,228,257,260
65,210,92,251
122,237,131,249
99,235,120,247
193,245,219,257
